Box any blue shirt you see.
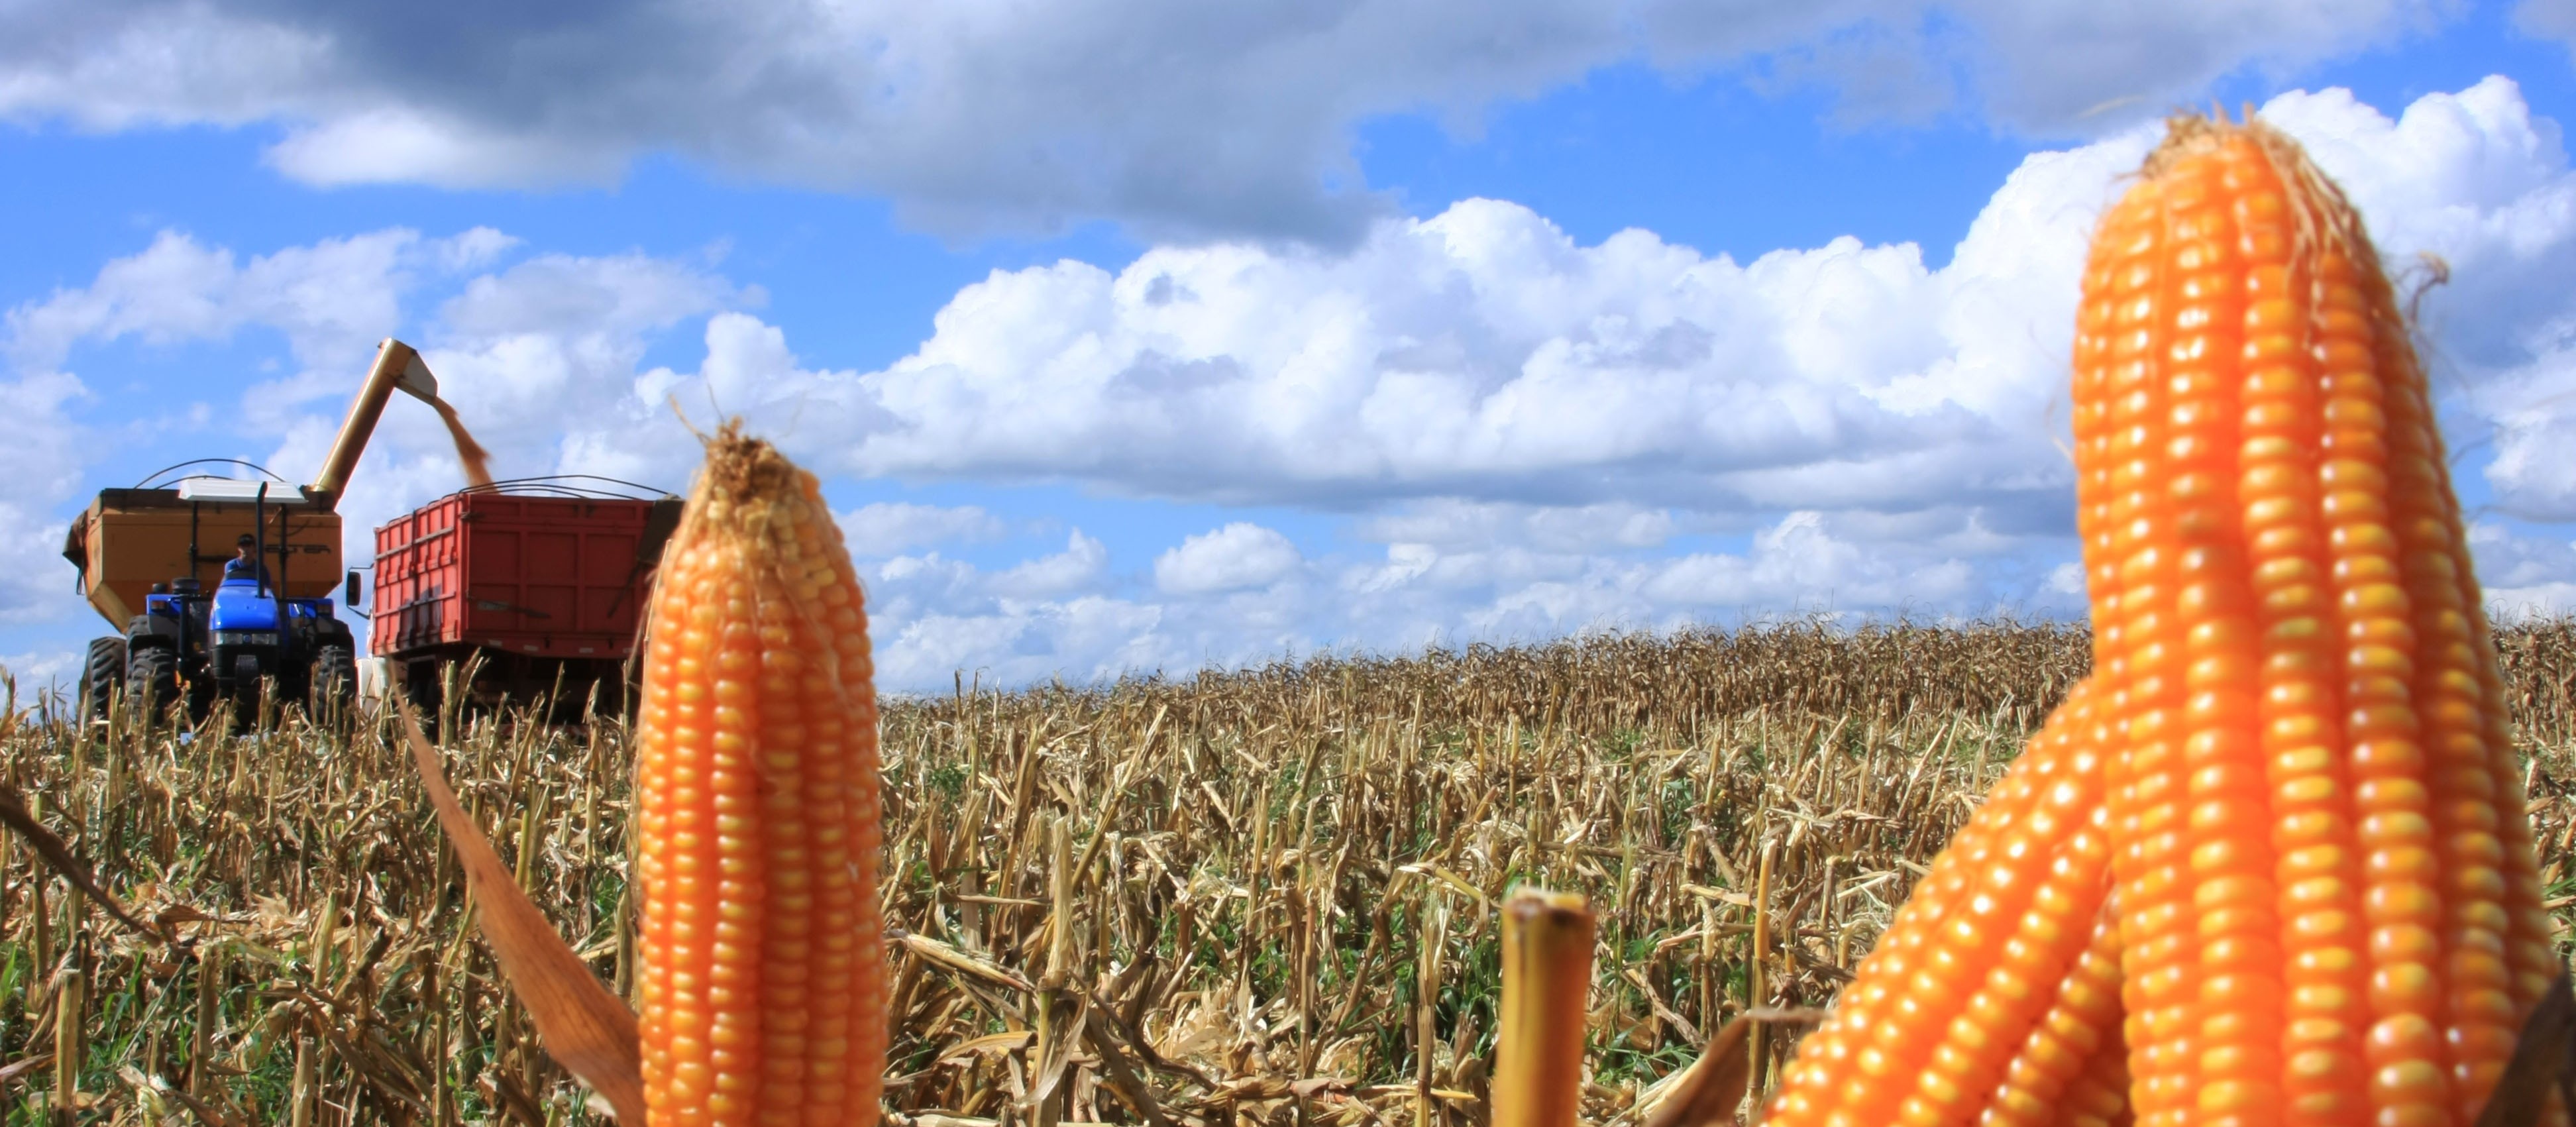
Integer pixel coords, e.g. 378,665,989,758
224,556,270,583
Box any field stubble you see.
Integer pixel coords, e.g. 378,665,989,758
0,620,2573,1126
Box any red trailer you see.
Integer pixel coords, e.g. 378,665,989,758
369,479,682,717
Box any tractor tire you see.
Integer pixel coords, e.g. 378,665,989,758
80,637,126,720
308,644,357,722
126,646,179,722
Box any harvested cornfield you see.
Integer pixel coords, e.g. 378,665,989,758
0,619,2571,1125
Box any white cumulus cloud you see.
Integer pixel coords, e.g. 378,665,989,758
749,131,2153,534
0,371,90,631
837,503,1008,558
1156,524,1305,594
1360,500,1678,553
4,227,513,380
2473,522,2576,617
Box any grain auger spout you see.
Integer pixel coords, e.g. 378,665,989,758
305,338,444,513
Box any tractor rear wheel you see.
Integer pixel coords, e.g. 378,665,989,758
309,644,357,722
126,645,178,722
80,637,126,720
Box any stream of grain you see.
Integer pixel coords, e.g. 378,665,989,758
430,395,494,488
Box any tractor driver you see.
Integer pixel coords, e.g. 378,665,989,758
225,533,270,584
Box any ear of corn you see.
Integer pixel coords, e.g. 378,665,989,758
1760,113,2561,1127
636,423,888,1126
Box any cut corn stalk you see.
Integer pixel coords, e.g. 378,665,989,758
1491,888,1595,1127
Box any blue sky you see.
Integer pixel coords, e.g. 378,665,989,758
7,0,2576,692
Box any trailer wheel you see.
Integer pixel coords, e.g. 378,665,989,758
309,644,357,722
126,645,178,722
80,637,127,720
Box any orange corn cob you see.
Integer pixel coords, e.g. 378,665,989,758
1763,678,2115,1127
636,423,888,1126
2070,115,2555,1127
